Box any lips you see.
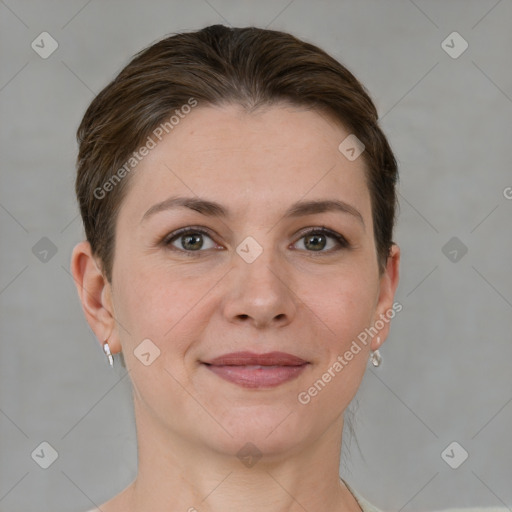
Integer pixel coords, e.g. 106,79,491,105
202,351,309,388
204,351,308,366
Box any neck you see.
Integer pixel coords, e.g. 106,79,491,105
112,395,362,512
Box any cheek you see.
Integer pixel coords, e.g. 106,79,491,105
115,247,379,344
113,252,217,371
304,265,378,339
297,272,378,408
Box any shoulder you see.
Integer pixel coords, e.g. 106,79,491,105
341,479,386,512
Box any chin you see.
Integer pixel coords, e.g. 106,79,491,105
200,406,314,458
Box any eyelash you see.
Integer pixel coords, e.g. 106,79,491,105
161,226,350,256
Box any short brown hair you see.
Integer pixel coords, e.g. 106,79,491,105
76,24,398,282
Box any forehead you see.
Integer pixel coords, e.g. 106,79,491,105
120,104,371,223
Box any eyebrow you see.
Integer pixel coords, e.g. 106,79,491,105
141,195,365,228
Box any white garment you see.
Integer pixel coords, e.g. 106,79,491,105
343,479,510,512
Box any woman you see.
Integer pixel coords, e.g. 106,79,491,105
70,24,485,512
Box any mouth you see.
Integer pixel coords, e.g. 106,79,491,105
201,351,310,389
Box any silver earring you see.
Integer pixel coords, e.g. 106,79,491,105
370,336,382,367
103,341,114,368
370,349,382,367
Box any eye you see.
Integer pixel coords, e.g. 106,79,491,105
163,227,219,253
293,227,349,253
162,226,349,256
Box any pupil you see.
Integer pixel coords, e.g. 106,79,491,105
183,234,203,250
305,234,325,251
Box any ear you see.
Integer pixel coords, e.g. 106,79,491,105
70,241,121,354
371,243,400,352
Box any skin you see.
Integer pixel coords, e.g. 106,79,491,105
71,103,400,512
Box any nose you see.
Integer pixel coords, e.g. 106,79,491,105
221,247,297,330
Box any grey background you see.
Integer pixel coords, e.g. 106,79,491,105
1,0,511,511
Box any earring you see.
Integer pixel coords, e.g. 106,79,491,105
370,336,382,367
103,340,114,368
370,349,382,367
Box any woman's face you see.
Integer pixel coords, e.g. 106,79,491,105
102,104,399,456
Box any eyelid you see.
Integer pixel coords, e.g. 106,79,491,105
162,226,220,250
292,226,350,250
161,225,350,253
